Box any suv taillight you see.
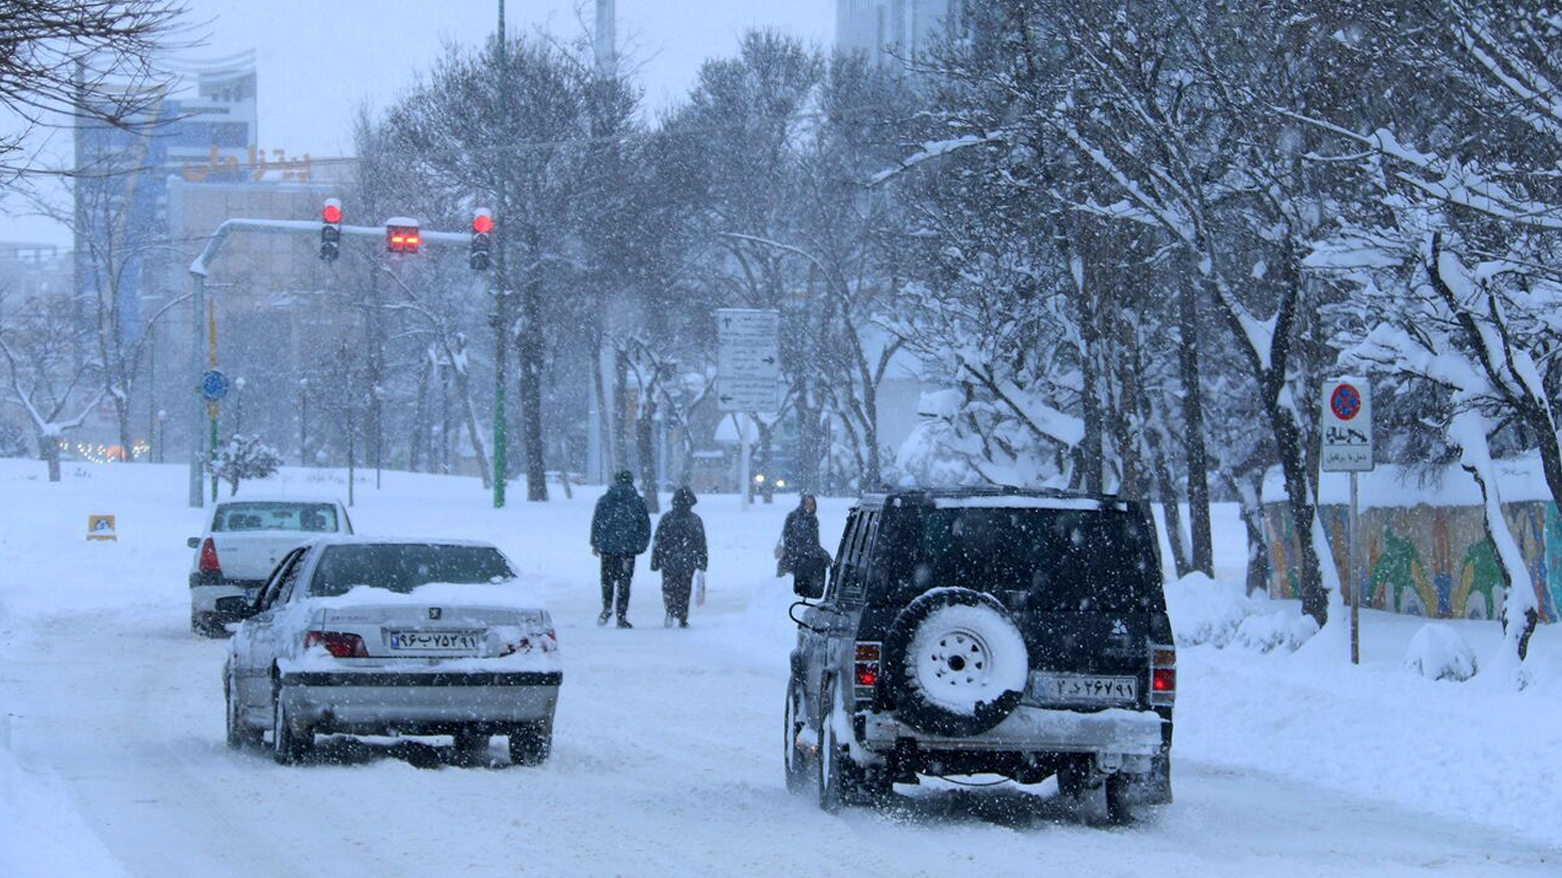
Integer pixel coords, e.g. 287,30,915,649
854,642,882,695
304,630,369,658
198,537,221,574
1151,645,1176,706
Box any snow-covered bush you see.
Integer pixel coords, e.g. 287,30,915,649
209,434,283,496
1165,572,1318,653
1404,623,1479,682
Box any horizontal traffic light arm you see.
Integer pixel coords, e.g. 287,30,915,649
190,218,479,277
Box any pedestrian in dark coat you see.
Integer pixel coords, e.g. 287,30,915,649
650,486,708,628
778,493,828,596
591,470,651,628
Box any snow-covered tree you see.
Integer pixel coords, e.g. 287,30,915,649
209,433,283,497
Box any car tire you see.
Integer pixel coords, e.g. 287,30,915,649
1056,757,1091,800
783,678,810,794
192,615,225,639
816,678,883,812
271,689,312,765
225,673,261,750
455,730,491,766
882,588,1028,738
508,720,552,766
1105,772,1134,825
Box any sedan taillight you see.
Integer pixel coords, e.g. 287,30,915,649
198,537,221,574
304,630,369,658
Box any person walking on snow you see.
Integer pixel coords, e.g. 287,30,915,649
591,470,651,628
650,486,708,628
778,493,828,596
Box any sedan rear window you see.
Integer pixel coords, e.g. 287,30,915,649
911,508,1162,612
212,502,339,533
309,544,515,597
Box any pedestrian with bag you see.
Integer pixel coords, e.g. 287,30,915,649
591,470,651,628
777,493,828,596
650,486,708,628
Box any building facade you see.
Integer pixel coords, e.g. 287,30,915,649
837,0,959,64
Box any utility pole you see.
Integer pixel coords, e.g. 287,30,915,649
491,0,510,508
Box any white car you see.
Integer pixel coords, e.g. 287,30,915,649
188,498,352,636
222,538,561,766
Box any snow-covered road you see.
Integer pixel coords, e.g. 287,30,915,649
2,464,1558,876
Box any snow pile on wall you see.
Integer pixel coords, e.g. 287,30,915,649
1403,623,1479,681
1166,573,1317,652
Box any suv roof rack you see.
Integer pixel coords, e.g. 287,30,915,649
859,485,1129,509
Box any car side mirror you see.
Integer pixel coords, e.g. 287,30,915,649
187,537,201,549
792,572,826,601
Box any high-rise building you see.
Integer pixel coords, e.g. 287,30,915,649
836,0,959,65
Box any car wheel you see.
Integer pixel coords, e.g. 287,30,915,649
1105,772,1134,825
225,674,261,749
508,720,552,766
783,678,811,794
883,588,1028,738
271,689,312,765
816,679,883,812
192,615,225,639
1056,757,1091,800
455,730,491,766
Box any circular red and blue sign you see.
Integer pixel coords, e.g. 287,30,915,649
1330,383,1362,421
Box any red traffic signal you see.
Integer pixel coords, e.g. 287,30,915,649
320,198,342,262
470,208,493,271
386,218,421,254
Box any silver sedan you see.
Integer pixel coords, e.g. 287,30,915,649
223,538,561,766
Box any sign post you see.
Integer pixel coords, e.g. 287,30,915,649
1321,377,1374,665
716,309,781,510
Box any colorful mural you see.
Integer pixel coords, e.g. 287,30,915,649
1263,501,1558,624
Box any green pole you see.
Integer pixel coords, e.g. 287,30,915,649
492,0,509,509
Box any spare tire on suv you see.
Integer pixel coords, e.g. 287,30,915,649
882,587,1029,737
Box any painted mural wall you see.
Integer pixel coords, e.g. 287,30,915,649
1263,501,1562,624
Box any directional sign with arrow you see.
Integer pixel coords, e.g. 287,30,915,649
716,308,781,412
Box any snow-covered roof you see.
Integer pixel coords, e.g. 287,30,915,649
1262,456,1554,510
214,495,345,506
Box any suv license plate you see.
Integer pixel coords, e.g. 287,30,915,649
389,631,479,652
1029,673,1138,704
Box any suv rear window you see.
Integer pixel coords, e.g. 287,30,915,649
909,507,1162,612
213,502,338,533
309,544,515,597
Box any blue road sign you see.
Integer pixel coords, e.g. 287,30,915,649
201,369,230,402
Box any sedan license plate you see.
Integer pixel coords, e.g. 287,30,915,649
388,630,479,652
1029,673,1137,704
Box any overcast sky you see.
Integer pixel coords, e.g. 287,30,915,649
0,0,836,247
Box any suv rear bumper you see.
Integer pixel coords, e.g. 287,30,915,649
862,705,1164,758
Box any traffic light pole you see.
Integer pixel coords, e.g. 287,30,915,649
491,0,509,510
185,217,475,508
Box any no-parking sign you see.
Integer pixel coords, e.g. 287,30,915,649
1321,377,1373,472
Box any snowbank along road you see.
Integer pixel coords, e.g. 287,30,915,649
1,463,1558,877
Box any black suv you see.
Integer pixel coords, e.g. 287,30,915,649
784,488,1174,822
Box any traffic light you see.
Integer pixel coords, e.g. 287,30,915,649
386,218,421,254
319,198,342,262
470,208,493,271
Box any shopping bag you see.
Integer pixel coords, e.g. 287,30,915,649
694,570,707,607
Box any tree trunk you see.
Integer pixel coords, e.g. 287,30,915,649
612,345,630,481
450,365,492,490
519,288,548,502
1177,277,1214,575
637,401,659,513
1266,391,1333,627
41,432,61,482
